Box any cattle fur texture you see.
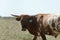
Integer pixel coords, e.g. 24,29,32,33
12,14,60,40
36,14,60,37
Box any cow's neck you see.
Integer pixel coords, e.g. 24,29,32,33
27,24,39,36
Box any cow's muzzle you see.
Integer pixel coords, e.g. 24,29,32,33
21,28,26,31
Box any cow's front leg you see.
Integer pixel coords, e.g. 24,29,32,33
33,36,37,40
40,33,47,40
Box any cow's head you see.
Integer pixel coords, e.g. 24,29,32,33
11,14,30,31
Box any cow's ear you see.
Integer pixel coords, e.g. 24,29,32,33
16,17,21,21
11,14,21,21
16,16,24,21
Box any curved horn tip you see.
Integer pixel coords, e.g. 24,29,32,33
11,14,19,17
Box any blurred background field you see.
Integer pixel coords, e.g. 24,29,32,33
0,17,60,40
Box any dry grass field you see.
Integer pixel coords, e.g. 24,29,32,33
0,17,60,40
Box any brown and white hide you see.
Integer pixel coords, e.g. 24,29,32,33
35,14,60,37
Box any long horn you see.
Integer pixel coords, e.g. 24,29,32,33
11,14,19,17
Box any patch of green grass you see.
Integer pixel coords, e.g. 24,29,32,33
0,18,60,40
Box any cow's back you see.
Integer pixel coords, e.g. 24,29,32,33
35,14,49,27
